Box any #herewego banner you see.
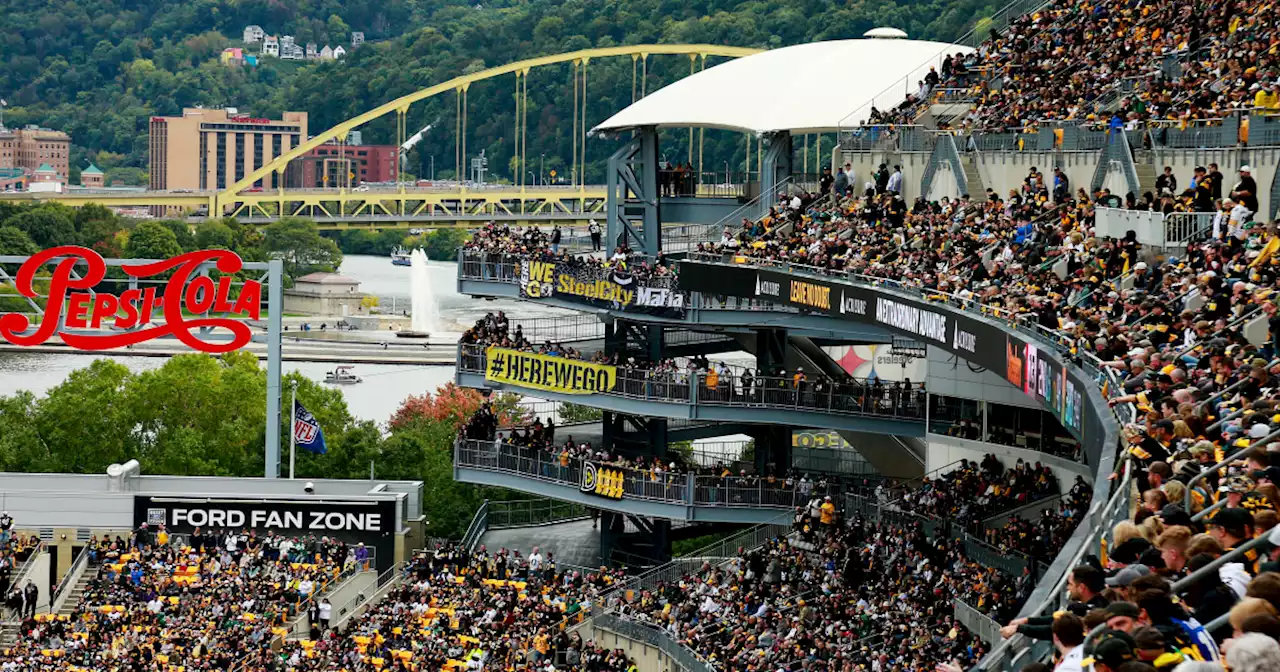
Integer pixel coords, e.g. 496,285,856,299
0,246,262,353
484,346,617,394
516,258,685,317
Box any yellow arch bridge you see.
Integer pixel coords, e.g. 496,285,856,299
0,44,760,230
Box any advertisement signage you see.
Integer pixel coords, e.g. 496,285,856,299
484,346,617,394
679,260,1098,463
134,495,397,569
517,258,684,317
0,247,262,353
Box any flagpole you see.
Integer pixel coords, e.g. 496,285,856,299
289,380,298,480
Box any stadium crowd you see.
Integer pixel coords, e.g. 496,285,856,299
258,543,637,672
867,0,1280,131
892,454,1062,525
0,527,358,671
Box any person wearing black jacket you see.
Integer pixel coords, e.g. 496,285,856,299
1180,553,1239,641
1001,565,1108,640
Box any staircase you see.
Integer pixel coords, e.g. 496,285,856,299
1134,160,1158,198
961,154,985,197
55,568,96,619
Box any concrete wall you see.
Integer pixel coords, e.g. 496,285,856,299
925,433,1091,485
837,151,932,202
1147,146,1278,219
587,625,676,672
973,151,1097,201
14,551,52,613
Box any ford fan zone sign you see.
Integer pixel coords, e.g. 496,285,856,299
0,246,262,353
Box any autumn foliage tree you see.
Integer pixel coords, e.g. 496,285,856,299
388,383,528,434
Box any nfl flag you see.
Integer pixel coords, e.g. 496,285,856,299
292,399,327,454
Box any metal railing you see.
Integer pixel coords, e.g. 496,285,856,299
331,560,407,631
601,511,793,603
48,543,87,616
461,500,489,553
459,344,927,421
955,599,1004,647
456,439,844,513
486,498,589,529
663,177,797,253
590,609,716,672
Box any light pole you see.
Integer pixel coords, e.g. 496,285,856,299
540,153,545,185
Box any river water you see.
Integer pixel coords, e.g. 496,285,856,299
0,254,572,423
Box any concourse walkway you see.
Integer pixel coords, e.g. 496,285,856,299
454,439,846,524
457,345,926,437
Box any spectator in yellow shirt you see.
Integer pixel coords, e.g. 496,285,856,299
1254,83,1279,110
820,496,836,525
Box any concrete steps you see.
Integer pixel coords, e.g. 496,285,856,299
1134,162,1158,198
57,569,96,619
961,155,984,198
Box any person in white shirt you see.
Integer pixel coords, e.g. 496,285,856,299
318,598,332,630
297,578,314,597
528,547,543,572
1052,613,1086,672
886,166,903,194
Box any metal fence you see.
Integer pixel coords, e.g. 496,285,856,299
955,599,1004,647
460,344,926,421
590,610,716,672
456,439,847,513
601,512,794,603
486,498,589,529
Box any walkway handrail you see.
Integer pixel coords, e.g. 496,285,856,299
456,439,845,512
49,544,88,615
459,344,928,421
1171,533,1272,594
590,609,717,672
462,499,489,553
332,560,407,631
1184,428,1280,510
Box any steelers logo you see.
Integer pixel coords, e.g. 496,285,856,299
580,462,598,493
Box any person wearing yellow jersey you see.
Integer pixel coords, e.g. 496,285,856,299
819,496,836,526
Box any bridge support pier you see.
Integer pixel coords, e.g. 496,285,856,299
605,126,661,256
599,511,672,568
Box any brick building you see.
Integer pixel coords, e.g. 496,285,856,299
294,143,397,188
0,125,72,180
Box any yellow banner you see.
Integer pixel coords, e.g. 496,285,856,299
484,346,617,394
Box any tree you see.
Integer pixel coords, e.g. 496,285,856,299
8,208,75,249
34,359,137,472
194,220,235,250
158,219,196,251
559,402,604,423
422,228,470,262
0,226,39,256
388,383,527,432
263,217,343,279
125,220,183,259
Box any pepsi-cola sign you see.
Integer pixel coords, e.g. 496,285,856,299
0,246,262,353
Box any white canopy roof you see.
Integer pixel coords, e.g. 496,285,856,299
593,38,972,135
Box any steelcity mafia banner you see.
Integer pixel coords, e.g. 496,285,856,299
484,346,617,395
134,495,397,569
678,260,1097,463
517,258,685,317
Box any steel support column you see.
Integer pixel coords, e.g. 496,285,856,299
760,131,793,216
605,126,661,256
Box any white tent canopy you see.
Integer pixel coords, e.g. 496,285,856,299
593,38,972,136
